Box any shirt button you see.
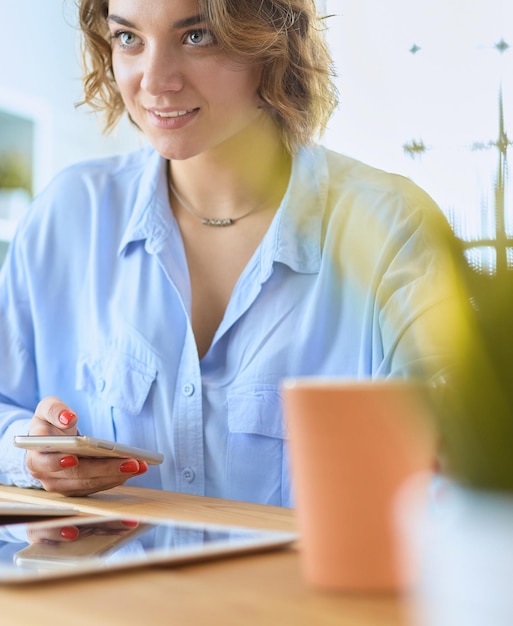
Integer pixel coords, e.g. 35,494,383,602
182,383,195,397
182,467,195,483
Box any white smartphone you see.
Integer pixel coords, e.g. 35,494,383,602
13,435,164,465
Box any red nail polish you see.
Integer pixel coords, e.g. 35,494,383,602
122,520,139,527
120,460,139,474
135,461,148,475
60,526,79,540
59,410,76,426
59,455,78,468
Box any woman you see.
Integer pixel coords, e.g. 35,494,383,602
0,0,462,504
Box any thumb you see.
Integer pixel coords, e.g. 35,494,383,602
31,396,79,434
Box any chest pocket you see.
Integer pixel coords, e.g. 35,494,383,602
75,350,157,446
226,385,291,507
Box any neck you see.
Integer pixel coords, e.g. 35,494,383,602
169,117,292,222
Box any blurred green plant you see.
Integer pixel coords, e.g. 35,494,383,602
436,264,513,491
0,151,32,194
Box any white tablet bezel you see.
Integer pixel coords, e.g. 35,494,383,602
0,502,80,518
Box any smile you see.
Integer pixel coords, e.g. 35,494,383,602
153,109,195,118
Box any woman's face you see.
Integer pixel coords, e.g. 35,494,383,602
107,0,265,161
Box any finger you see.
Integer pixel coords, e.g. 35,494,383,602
28,454,138,478
25,452,78,485
30,457,148,497
30,396,78,434
135,461,149,475
37,475,134,497
76,521,140,534
27,525,80,544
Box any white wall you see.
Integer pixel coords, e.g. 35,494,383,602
0,0,141,194
321,0,513,257
323,0,513,169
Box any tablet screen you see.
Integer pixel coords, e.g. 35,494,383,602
0,515,297,583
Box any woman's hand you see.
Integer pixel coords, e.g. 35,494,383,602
25,519,141,548
25,396,148,497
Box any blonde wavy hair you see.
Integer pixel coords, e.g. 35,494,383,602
78,0,339,153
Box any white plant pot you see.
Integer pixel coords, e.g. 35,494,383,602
396,475,513,626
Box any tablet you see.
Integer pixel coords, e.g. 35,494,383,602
13,435,164,465
0,515,297,583
0,502,79,517
0,501,80,525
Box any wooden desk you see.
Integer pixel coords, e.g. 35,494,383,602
0,485,408,626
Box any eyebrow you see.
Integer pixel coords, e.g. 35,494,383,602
106,14,206,30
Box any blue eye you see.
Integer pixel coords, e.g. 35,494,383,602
186,29,216,46
120,31,137,46
111,30,140,49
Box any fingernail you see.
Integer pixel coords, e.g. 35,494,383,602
120,460,139,474
59,455,78,468
135,461,148,475
122,520,139,527
60,526,79,540
59,410,76,426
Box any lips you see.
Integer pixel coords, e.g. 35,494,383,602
146,107,199,130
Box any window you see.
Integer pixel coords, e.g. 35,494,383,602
323,0,513,274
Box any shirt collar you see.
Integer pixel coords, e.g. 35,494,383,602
118,144,329,272
118,148,173,256
259,144,328,278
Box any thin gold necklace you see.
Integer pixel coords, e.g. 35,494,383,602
168,178,267,227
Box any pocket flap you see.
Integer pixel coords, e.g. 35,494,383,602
76,353,157,415
227,385,286,439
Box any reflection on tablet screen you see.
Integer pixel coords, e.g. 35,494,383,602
0,515,297,583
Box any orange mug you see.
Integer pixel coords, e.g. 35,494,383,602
282,378,435,592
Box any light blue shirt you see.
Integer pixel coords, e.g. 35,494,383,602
0,144,457,505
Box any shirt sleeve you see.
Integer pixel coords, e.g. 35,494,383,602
332,174,468,382
0,221,42,488
0,416,42,488
377,201,466,380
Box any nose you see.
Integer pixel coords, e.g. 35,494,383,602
140,45,184,96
